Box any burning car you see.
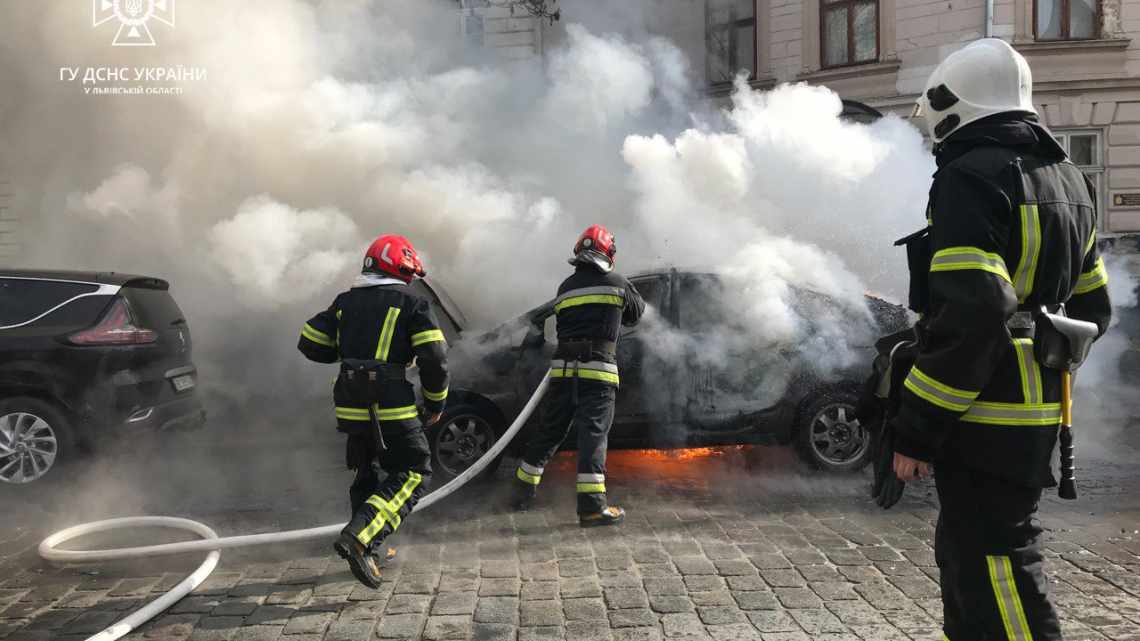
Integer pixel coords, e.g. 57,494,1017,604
423,268,909,481
0,270,205,485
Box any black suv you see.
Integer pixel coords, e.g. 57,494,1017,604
0,270,205,484
424,269,909,480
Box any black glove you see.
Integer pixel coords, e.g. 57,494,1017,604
871,419,905,509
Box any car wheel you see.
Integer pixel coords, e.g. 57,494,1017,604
794,390,871,473
0,397,74,485
426,404,504,484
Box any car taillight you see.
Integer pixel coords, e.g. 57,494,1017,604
68,298,157,345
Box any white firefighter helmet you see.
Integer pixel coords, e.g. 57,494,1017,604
914,38,1036,144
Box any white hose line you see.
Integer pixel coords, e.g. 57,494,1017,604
39,374,550,641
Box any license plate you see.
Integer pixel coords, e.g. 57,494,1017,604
172,374,195,392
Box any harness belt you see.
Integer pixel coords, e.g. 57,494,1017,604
554,339,617,362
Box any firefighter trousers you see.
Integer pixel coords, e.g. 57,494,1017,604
935,462,1062,641
518,378,615,514
343,423,432,553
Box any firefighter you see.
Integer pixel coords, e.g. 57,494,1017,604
886,39,1113,640
510,224,645,526
297,234,449,589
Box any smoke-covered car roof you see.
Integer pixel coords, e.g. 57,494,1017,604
0,269,169,289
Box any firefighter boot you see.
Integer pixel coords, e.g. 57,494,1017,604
334,532,383,589
579,505,625,527
510,480,538,511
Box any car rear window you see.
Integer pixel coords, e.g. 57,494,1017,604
121,285,185,329
0,278,101,327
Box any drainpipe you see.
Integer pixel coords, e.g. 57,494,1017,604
985,0,994,37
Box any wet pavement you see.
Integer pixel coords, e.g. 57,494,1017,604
1,421,1140,641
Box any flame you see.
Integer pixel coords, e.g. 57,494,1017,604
629,447,726,461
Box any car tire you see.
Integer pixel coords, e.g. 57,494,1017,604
0,396,75,485
793,390,872,473
426,404,505,484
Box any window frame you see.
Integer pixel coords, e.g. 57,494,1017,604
705,0,758,87
1033,0,1100,41
1053,128,1107,231
819,0,880,70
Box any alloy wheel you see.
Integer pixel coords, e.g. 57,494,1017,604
0,412,59,484
808,403,868,466
434,414,495,477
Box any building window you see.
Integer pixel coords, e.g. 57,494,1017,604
706,0,756,85
1035,0,1098,40
1055,130,1106,229
820,0,878,68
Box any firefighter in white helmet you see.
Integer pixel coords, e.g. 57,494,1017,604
874,39,1112,640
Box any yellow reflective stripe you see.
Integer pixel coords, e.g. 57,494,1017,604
987,555,1034,641
336,405,419,422
375,307,401,361
549,368,620,385
1073,257,1108,295
356,473,422,546
411,329,446,347
516,467,541,485
930,247,1012,283
903,367,979,412
423,386,448,402
301,324,335,347
577,483,606,493
554,294,625,314
1085,229,1097,256
376,405,419,421
961,401,1062,426
1013,205,1042,303
335,407,371,421
1011,339,1042,404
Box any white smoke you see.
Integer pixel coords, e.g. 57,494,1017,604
0,0,933,415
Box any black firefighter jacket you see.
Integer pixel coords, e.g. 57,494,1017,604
550,265,646,385
298,281,450,433
893,115,1112,488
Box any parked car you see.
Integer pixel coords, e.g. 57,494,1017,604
0,270,205,485
422,268,910,481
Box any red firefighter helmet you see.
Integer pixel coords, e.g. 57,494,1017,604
570,224,617,273
363,235,426,283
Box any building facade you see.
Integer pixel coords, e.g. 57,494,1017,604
460,0,1140,236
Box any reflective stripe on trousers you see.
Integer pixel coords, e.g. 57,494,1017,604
549,359,620,386
356,471,422,546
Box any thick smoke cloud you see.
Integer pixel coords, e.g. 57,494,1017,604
0,0,934,423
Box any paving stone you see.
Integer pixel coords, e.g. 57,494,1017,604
475,597,520,624
697,606,746,625
760,570,805,588
522,562,559,582
661,612,705,637
265,589,312,606
519,626,565,641
608,608,657,628
612,627,662,641
561,577,603,598
689,590,734,607
521,600,564,627
564,597,607,621
281,611,334,635
522,581,560,601
644,578,687,596
605,587,650,610
434,591,478,615
744,609,799,633
141,613,200,639
788,608,846,634
385,593,431,615
324,617,374,641
809,582,859,601
245,605,295,626
375,613,426,638
638,564,680,578
673,557,717,576
565,620,613,641
684,576,726,592
732,591,779,610
649,595,695,613
853,581,908,611
705,622,764,641
749,554,791,570
481,578,522,597
423,615,472,640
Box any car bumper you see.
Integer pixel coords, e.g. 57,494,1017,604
122,393,206,432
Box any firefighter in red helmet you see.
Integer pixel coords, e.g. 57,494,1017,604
298,234,449,588
510,224,645,526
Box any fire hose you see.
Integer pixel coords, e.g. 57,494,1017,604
38,374,551,641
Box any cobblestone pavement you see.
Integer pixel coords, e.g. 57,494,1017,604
2,442,1140,641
